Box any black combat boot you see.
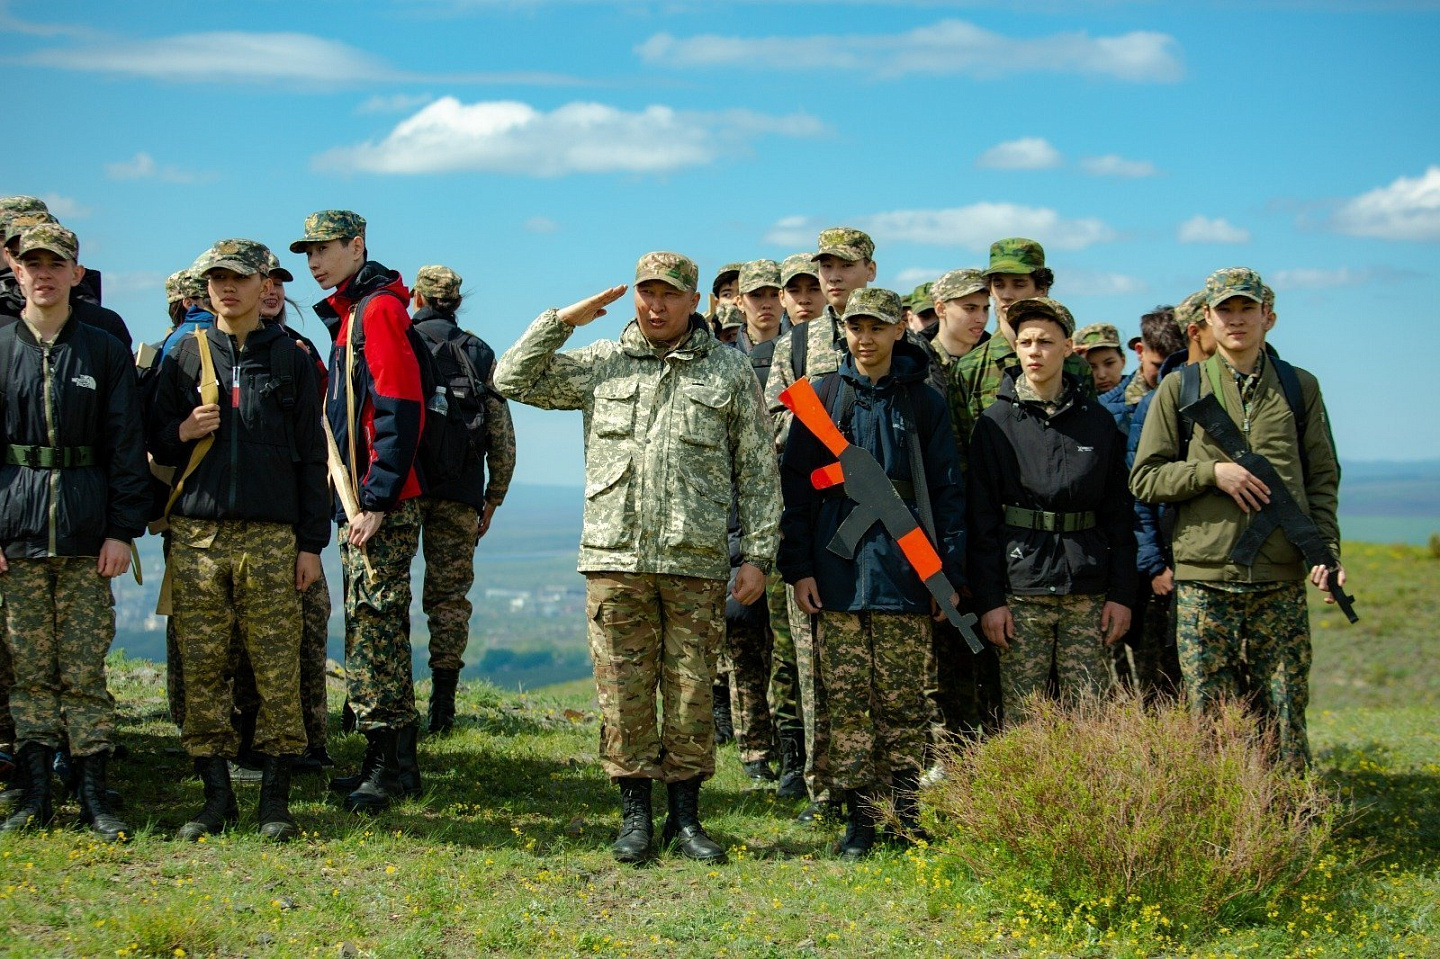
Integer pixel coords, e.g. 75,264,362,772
177,756,238,841
52,747,78,800
427,668,460,735
1,743,54,833
230,709,264,782
712,682,734,746
343,729,404,814
257,755,298,842
0,749,28,808
661,778,727,863
76,752,131,842
890,770,930,845
776,731,807,800
395,724,423,798
741,759,777,784
835,789,877,861
796,796,843,824
328,735,382,794
611,777,653,864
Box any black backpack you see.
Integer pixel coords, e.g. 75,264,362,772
414,322,490,465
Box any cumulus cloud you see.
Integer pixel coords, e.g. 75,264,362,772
314,96,826,176
1062,270,1148,296
1330,166,1440,241
1080,154,1158,178
976,137,1062,171
1177,215,1250,244
636,20,1183,83
765,204,1115,252
1270,266,1422,290
103,152,210,184
41,193,90,219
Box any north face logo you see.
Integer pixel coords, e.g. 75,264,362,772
71,374,96,390
1009,546,1024,560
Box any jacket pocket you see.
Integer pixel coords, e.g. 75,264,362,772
591,377,639,439
580,453,635,549
678,383,730,449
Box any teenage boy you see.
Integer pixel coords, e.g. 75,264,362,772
1131,268,1343,769
779,254,824,326
929,268,990,383
779,288,964,859
1074,322,1130,432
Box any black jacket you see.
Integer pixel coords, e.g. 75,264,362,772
0,317,149,558
779,341,965,614
412,306,498,510
967,370,1136,614
147,322,330,554
0,296,132,356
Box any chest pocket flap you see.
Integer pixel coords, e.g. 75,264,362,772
592,376,639,438
679,382,730,448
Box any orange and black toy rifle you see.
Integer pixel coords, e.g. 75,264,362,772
779,376,985,654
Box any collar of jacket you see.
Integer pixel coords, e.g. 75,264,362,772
202,318,286,352
313,260,407,328
412,306,457,326
997,366,1084,415
838,337,930,391
619,313,715,360
14,308,79,347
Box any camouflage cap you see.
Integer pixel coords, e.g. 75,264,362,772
982,237,1046,277
1073,322,1122,352
263,248,294,283
910,282,935,314
1204,267,1266,307
737,259,781,294
0,195,48,233
780,253,819,286
932,268,987,302
1261,284,1275,311
3,210,59,247
635,251,699,293
192,238,271,277
164,270,208,303
289,209,366,254
1008,296,1075,337
714,303,745,330
1174,290,1207,335
813,227,875,263
415,264,463,301
842,287,903,325
14,224,78,262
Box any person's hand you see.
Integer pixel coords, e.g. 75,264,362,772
731,563,765,606
930,591,959,623
179,403,221,442
1151,568,1174,597
0,551,7,575
1214,462,1271,513
1310,564,1347,604
347,510,384,547
478,502,498,539
794,577,823,615
981,606,1014,650
557,285,629,328
296,551,322,591
1101,601,1132,646
97,538,131,578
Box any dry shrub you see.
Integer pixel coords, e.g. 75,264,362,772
924,694,1339,933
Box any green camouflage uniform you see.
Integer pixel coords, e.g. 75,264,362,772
764,572,802,740
299,574,332,747
724,619,776,765
1001,593,1110,722
0,633,13,746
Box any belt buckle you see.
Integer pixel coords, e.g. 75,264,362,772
22,446,43,468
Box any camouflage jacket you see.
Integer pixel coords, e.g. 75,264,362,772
495,309,780,581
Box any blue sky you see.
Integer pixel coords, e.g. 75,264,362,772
5,0,1438,485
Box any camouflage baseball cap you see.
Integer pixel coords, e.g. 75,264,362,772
635,251,699,293
14,224,78,262
1007,296,1075,337
1173,290,1206,335
813,227,875,263
983,237,1046,277
415,264,463,300
1261,283,1275,311
1204,267,1266,307
738,259,781,294
780,253,819,286
842,287,903,325
932,268,987,302
711,262,743,295
1074,322,1122,352
3,210,59,247
192,238,271,277
262,248,294,283
164,270,207,303
910,282,935,314
0,195,48,233
289,209,366,254
714,303,745,330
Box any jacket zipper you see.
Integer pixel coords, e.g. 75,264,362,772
42,342,59,556
227,334,241,514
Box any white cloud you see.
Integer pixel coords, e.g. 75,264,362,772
891,267,948,288
1331,166,1440,241
636,20,1183,83
314,96,826,176
103,152,210,184
524,216,561,233
1270,266,1421,290
1080,154,1158,178
102,271,168,295
40,193,90,219
765,204,1116,251
356,93,435,115
1062,270,1147,296
976,137,1062,171
1177,215,1250,244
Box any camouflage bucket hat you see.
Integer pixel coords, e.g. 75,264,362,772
164,270,207,303
4,210,59,247
289,209,366,254
738,259,781,294
1204,267,1266,307
1173,290,1207,335
263,248,294,283
714,303,745,330
910,282,935,314
1008,296,1075,337
415,264,463,300
1074,322,1122,352
983,237,1046,277
635,251,699,293
193,238,271,277
0,195,48,234
932,268,987,302
842,287,903,325
15,224,79,262
780,253,819,286
813,227,875,263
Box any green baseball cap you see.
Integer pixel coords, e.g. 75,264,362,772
842,287,903,325
193,238,271,277
1174,290,1206,335
813,227,875,263
1261,283,1275,311
1008,296,1075,337
165,270,207,303
780,253,819,286
714,303,745,330
262,248,294,283
738,259,781,295
711,262,743,295
14,224,78,262
932,268,987,302
982,237,1046,277
636,251,699,293
0,195,48,235
415,264,463,300
910,282,935,314
1204,267,1266,307
289,209,366,254
1074,322,1122,352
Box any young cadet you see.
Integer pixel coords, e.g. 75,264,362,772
779,253,824,326
148,239,327,841
410,264,516,734
292,210,426,814
1128,306,1187,409
967,297,1135,718
0,224,149,839
1073,323,1131,432
0,210,132,353
1132,268,1343,769
929,268,990,378
495,253,780,865
908,282,937,335
778,288,964,860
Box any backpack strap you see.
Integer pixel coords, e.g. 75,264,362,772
896,384,937,543
1270,356,1310,482
164,329,220,519
1175,361,1202,464
789,322,808,380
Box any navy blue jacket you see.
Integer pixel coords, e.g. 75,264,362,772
1127,350,1188,578
1098,373,1133,435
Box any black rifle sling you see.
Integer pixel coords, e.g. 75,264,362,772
896,385,937,544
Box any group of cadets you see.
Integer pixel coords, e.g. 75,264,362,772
0,194,1343,864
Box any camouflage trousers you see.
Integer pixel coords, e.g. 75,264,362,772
586,571,725,783
1175,580,1311,769
1001,593,1111,724
169,518,306,758
724,620,776,764
765,573,802,738
340,499,421,733
1111,588,1183,705
232,573,332,750
815,611,930,792
417,497,479,672
928,618,982,745
786,585,832,801
0,620,13,745
0,557,116,756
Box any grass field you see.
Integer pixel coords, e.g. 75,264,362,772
0,541,1435,957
